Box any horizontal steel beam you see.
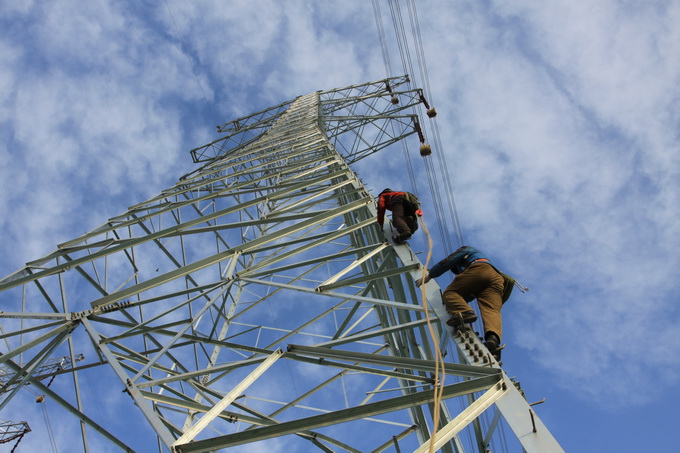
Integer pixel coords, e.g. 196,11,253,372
173,374,501,452
238,278,428,313
287,344,501,378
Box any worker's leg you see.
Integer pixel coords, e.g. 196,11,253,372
442,266,486,315
390,200,412,240
474,265,505,340
441,287,470,314
405,214,418,233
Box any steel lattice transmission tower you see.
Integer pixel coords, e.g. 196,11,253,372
0,76,562,452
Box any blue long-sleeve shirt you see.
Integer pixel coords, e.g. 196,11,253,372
429,246,490,277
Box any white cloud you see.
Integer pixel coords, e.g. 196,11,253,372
1,0,679,450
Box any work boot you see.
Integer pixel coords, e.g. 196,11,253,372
445,310,477,328
394,232,412,244
484,333,502,361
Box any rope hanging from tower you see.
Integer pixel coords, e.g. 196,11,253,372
373,3,516,452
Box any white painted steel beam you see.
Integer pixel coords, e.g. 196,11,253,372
414,382,506,453
172,348,284,448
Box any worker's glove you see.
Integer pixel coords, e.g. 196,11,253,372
415,274,430,287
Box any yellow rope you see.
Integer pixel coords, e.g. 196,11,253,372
418,214,446,452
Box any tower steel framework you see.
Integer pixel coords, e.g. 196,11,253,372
0,76,562,452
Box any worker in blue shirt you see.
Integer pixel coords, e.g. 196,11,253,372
416,245,504,358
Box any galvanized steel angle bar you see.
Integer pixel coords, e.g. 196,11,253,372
238,233,372,277
269,174,353,203
102,335,246,387
335,140,408,166
214,96,294,134
130,218,223,303
482,407,503,449
0,321,75,367
315,318,433,349
104,338,179,377
163,211,322,239
264,186,357,221
192,110,294,162
232,200,373,272
370,424,419,453
141,390,260,427
172,348,284,446
253,297,353,353
316,263,420,292
56,156,339,251
171,375,501,452
321,88,424,117
2,172,344,293
243,244,373,279
235,131,317,158
136,352,276,390
450,331,565,452
248,202,375,258
100,317,194,345
55,237,116,255
278,354,433,389
129,282,233,383
249,198,371,254
274,154,341,184
197,140,324,185
253,129,321,149
145,390,355,453
2,356,135,451
323,114,416,127
59,254,115,299
100,281,220,310
323,121,416,150
413,382,507,453
81,317,177,447
279,138,329,159
0,327,72,408
286,345,501,379
317,76,409,103
238,230,323,262
267,344,391,421
87,249,236,309
237,277,427,313
319,92,411,115
0,315,67,327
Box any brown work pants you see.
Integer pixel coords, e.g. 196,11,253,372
442,262,505,339
391,198,418,236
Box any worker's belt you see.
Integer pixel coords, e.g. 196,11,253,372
468,258,490,266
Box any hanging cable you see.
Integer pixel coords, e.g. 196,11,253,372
404,0,465,249
40,402,58,453
406,1,464,249
423,152,453,254
372,0,393,77
384,0,463,253
388,0,416,82
374,2,512,452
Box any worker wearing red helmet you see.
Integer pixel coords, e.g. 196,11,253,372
376,188,423,244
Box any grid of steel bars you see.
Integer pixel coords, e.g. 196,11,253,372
0,77,561,452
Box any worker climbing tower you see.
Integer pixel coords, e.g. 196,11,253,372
0,76,562,452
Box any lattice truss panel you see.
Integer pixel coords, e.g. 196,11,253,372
0,78,509,453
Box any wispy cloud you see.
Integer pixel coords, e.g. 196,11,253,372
0,0,678,450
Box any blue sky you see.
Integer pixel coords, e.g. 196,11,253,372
1,1,679,452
